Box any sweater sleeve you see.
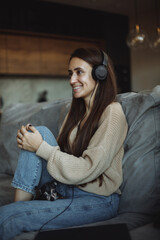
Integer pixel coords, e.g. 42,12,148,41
36,102,128,185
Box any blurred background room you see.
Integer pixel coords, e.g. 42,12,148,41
0,0,160,111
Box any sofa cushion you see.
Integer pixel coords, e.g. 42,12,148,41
130,222,160,240
0,174,14,206
117,86,160,216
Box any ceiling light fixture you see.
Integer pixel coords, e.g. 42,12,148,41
151,0,160,51
126,0,150,50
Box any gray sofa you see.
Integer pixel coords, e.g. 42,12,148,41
0,86,160,240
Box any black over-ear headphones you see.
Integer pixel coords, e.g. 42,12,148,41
92,50,108,81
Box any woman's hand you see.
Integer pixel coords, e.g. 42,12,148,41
16,124,43,152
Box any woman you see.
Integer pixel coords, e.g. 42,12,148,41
0,48,128,239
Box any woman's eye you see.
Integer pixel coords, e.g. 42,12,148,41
68,71,72,77
68,69,83,77
77,70,83,75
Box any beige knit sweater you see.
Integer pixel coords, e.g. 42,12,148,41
36,102,128,196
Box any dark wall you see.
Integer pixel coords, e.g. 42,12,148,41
0,0,131,92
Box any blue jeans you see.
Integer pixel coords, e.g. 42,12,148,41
0,126,120,240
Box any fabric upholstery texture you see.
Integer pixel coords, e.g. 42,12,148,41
117,87,160,216
0,99,71,175
0,86,160,239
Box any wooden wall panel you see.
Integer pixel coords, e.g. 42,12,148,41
0,31,105,76
0,34,7,73
39,37,67,75
6,35,40,74
39,37,105,76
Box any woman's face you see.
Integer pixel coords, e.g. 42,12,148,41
68,57,96,104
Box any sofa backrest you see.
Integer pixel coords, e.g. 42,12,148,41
117,86,160,216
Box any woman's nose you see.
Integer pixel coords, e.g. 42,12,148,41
70,73,77,85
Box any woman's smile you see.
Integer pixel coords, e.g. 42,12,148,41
72,84,83,94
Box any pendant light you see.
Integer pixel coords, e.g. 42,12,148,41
151,0,160,51
126,0,150,49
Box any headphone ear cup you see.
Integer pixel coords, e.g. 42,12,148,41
92,65,108,81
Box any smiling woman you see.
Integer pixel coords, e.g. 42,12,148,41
0,47,128,240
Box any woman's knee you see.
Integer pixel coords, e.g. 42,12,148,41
35,126,57,146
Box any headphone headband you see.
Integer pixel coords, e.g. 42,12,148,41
100,50,108,67
92,50,108,81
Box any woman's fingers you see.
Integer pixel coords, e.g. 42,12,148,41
16,126,26,148
16,131,23,149
17,137,22,144
26,123,32,131
20,125,27,135
17,130,23,139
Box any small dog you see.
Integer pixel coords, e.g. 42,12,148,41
34,181,63,201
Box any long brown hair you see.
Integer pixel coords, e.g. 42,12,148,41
58,48,117,186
